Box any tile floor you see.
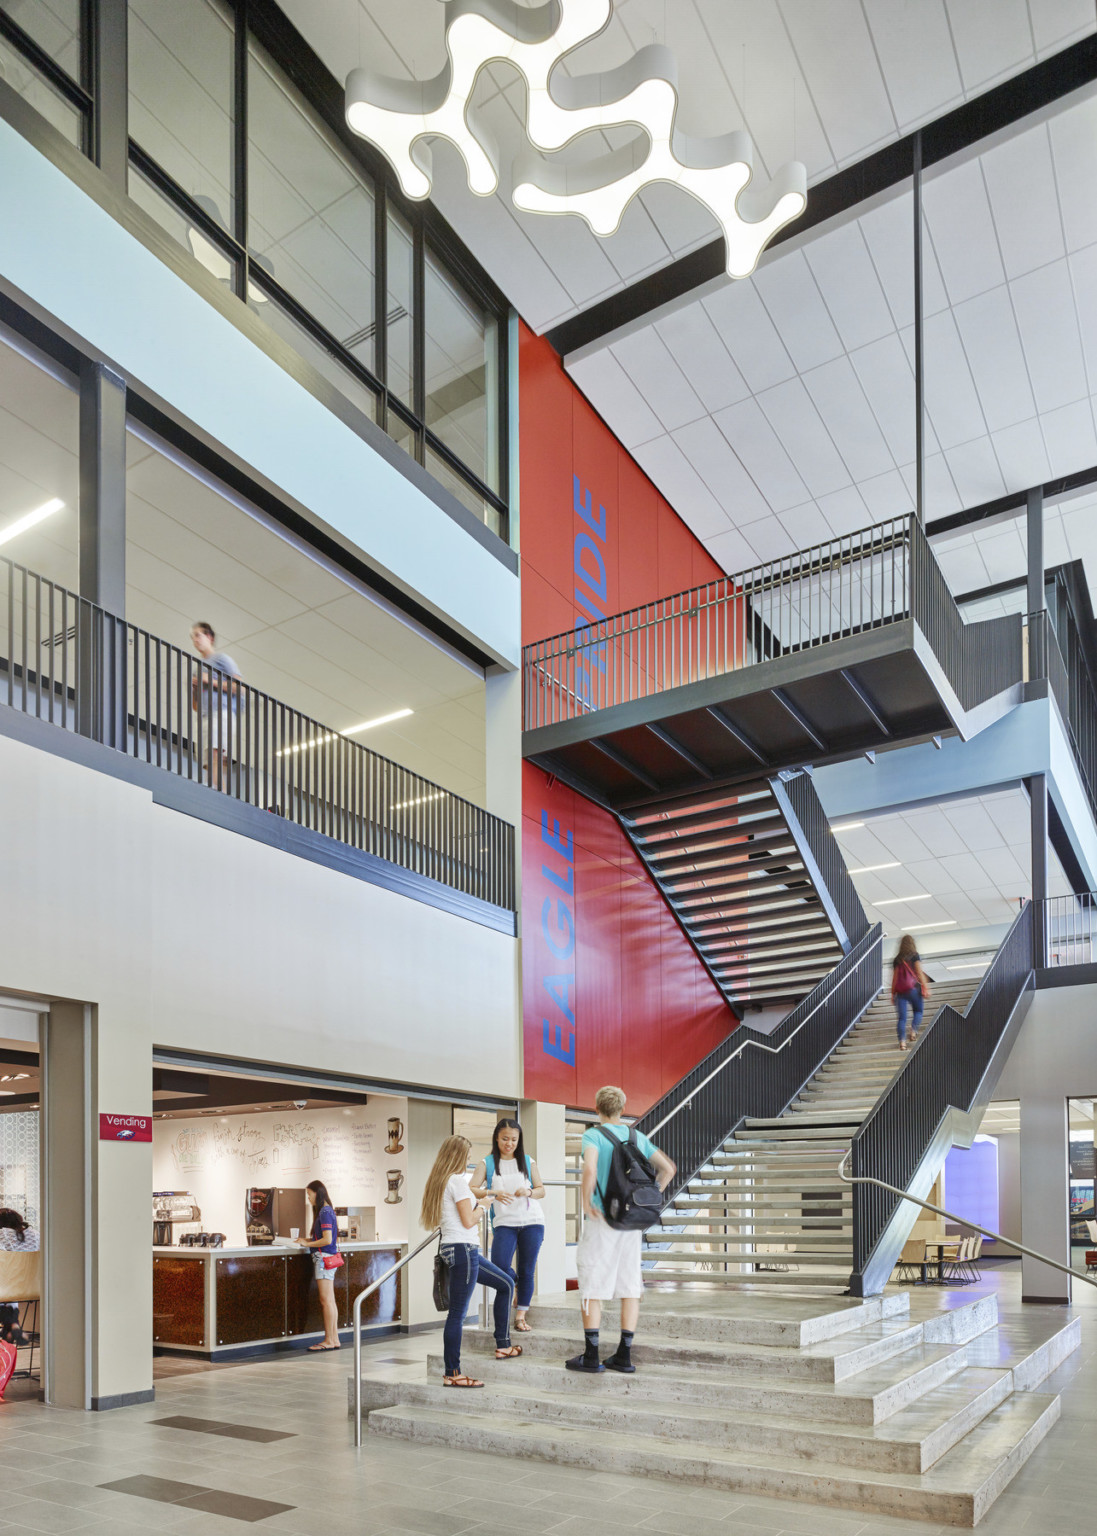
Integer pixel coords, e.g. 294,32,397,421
0,1264,1093,1535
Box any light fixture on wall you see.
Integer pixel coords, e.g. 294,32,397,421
0,497,64,548
345,0,806,280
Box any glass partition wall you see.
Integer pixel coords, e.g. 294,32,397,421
0,0,510,542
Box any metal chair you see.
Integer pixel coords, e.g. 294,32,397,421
894,1239,927,1283
0,1251,41,1380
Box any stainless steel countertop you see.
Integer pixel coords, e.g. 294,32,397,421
152,1240,406,1258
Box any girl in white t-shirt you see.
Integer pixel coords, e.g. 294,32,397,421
471,1118,545,1332
420,1135,522,1388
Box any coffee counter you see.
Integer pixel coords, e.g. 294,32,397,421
153,1241,404,1356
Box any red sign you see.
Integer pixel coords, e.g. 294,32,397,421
99,1114,152,1142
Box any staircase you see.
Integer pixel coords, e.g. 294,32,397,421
353,1288,1080,1526
624,771,867,1012
644,980,978,1288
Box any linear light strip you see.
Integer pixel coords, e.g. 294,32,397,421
0,497,64,547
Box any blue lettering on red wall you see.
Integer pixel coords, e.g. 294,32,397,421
540,808,576,1065
573,475,608,702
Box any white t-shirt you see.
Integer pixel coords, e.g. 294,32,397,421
490,1157,545,1229
440,1172,479,1246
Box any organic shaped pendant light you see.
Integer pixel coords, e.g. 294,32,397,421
345,0,806,280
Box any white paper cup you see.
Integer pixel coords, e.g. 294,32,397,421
290,1228,300,1240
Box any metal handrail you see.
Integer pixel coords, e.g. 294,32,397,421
353,1228,439,1447
647,930,884,1137
837,1152,1097,1292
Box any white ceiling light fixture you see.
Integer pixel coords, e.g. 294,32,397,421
873,894,932,906
276,708,413,758
848,862,901,875
0,497,64,548
344,0,806,281
904,920,958,932
831,821,865,833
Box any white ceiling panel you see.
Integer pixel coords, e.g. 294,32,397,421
1049,94,1097,253
803,222,897,351
565,349,664,450
712,396,810,514
816,484,875,536
910,311,988,451
610,330,707,433
1030,0,1097,54
952,286,1037,432
923,159,1005,306
944,437,1008,506
778,0,897,163
981,123,1066,278
755,378,852,498
860,192,951,328
629,432,734,538
848,334,918,463
653,307,751,415
802,356,896,482
1040,398,1097,475
701,281,796,394
862,0,963,126
990,417,1053,490
948,0,1033,90
752,250,845,373
668,417,772,525
1010,258,1090,413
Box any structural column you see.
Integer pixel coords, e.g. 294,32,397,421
41,1001,153,1409
1027,485,1045,618
520,1098,567,1296
77,360,127,744
403,1097,453,1330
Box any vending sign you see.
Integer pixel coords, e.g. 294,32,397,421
99,1114,152,1142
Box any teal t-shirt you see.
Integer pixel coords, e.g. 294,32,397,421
582,1123,657,1214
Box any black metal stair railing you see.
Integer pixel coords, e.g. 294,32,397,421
773,769,870,952
849,901,1034,1296
634,924,883,1205
0,553,516,912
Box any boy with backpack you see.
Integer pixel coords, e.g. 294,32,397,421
566,1085,676,1375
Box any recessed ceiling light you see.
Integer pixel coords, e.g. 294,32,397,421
848,862,901,875
904,920,958,931
874,894,932,906
831,821,864,833
277,708,413,757
0,497,64,547
948,962,989,971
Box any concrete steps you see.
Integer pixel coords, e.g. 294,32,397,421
352,1291,1079,1526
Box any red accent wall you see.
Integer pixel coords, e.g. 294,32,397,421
520,325,739,1114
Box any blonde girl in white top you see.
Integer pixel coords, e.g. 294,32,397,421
421,1135,522,1388
471,1118,546,1332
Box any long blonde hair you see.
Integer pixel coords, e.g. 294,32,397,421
420,1135,473,1230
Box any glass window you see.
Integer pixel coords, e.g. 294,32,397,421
0,29,81,143
386,208,415,408
248,38,376,375
1,0,80,77
256,291,378,424
128,0,235,235
424,250,497,491
426,445,503,541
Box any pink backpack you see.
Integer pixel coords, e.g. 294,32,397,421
893,959,917,995
0,1338,16,1402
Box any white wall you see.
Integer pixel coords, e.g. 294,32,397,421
995,983,1097,1299
152,1099,409,1248
0,732,521,1099
0,120,520,669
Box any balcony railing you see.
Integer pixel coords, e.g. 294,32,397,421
1028,607,1097,820
1040,892,1097,967
0,556,515,913
523,514,1022,730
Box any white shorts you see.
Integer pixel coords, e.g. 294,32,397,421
576,1217,644,1304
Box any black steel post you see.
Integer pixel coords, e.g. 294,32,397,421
1027,484,1045,617
913,131,925,526
77,360,127,743
89,0,128,188
1029,772,1048,967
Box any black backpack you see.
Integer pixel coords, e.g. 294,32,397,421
598,1125,662,1230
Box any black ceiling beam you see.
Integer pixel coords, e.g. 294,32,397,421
645,722,714,779
705,705,771,766
839,669,891,735
771,688,827,752
927,462,1097,538
589,737,660,791
546,34,1097,359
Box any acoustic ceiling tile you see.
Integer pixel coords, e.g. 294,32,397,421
778,501,834,550
1028,0,1097,52
816,484,873,537
862,0,963,127
944,437,1007,507
779,0,897,164
850,334,917,462
706,523,763,575
1049,95,1097,254
952,285,1037,432
858,468,915,519
1039,398,1097,478
739,514,799,563
566,350,665,450
1010,258,1091,415
1068,244,1097,393
611,330,708,433
860,193,951,328
755,377,853,497
933,538,992,596
982,122,1066,278
990,418,1053,495
923,159,1006,306
802,355,896,482
803,221,897,351
908,311,988,451
753,250,845,372
702,279,797,394
946,0,1033,90
670,416,773,523
968,522,1027,586
630,432,734,539
712,396,810,514
654,303,752,414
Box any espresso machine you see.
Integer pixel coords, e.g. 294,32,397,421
153,1191,201,1247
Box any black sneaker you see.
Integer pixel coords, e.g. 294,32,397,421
565,1353,605,1373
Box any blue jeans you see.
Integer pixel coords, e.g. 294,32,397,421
491,1223,545,1311
440,1243,514,1376
896,987,923,1043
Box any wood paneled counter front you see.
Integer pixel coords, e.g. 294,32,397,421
153,1242,404,1356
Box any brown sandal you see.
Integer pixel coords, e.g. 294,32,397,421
514,1318,532,1332
495,1345,523,1359
443,1374,484,1388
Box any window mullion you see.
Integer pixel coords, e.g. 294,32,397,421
233,0,249,299
376,178,388,430
412,215,426,460
90,0,127,187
